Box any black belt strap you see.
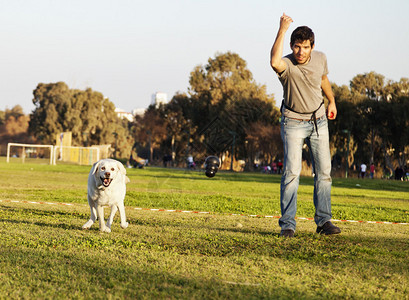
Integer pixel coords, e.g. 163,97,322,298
281,100,324,136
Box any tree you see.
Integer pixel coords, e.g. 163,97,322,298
332,75,409,177
164,110,196,166
328,84,356,175
186,52,279,166
0,105,33,151
350,72,388,167
376,97,409,170
131,106,167,163
350,71,385,101
245,122,282,169
383,78,409,102
29,82,133,158
30,82,71,143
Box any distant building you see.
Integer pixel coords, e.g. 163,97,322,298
151,92,168,107
132,108,146,116
115,108,134,122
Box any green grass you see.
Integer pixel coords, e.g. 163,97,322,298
1,159,409,299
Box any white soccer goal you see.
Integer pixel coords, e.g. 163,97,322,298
7,143,54,164
53,146,100,165
7,143,101,166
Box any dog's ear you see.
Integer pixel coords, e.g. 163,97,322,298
117,161,127,176
91,161,101,175
116,161,130,184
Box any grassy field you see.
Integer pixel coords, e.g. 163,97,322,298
1,158,408,299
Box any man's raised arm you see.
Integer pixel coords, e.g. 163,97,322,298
270,13,293,74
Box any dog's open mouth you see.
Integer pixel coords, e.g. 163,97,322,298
101,177,113,187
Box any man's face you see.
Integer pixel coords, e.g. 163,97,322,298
291,39,314,64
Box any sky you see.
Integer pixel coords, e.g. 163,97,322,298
1,0,409,114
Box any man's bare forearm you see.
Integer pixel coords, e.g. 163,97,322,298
270,13,292,73
321,76,335,103
322,75,337,119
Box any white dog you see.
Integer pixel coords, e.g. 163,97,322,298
82,158,130,232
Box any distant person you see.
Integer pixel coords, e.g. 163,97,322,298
270,13,340,237
277,160,283,174
272,162,277,173
370,163,375,179
163,154,172,167
395,166,404,181
187,155,195,169
360,163,367,178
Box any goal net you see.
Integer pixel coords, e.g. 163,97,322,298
6,143,54,164
6,143,101,165
53,146,100,165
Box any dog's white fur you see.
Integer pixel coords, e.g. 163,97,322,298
82,158,130,232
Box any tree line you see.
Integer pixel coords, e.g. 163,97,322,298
1,52,408,177
330,72,409,177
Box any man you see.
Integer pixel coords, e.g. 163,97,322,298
360,163,367,178
270,13,341,237
370,163,375,179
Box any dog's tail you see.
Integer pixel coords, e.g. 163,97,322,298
125,176,130,184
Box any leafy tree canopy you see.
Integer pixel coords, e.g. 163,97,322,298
29,82,132,158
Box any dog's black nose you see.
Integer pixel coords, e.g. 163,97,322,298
105,172,111,178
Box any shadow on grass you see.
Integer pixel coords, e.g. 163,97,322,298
0,218,80,230
2,205,86,217
0,205,86,230
4,222,408,299
3,203,408,267
2,201,408,300
1,246,329,299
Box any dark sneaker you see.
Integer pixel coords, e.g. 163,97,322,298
316,221,341,235
280,229,295,238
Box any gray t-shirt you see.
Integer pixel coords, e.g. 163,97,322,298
278,51,328,119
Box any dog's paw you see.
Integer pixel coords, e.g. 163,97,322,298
82,220,94,229
101,227,111,233
121,222,129,229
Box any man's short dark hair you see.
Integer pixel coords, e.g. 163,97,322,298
290,26,315,47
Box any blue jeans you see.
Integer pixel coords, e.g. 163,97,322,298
279,115,332,231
